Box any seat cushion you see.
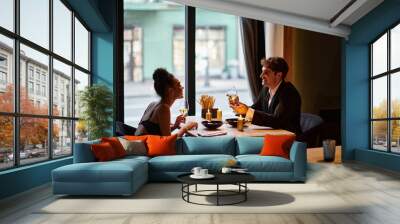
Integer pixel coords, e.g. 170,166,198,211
180,136,236,155
53,158,147,183
236,155,293,172
149,154,235,172
236,137,263,155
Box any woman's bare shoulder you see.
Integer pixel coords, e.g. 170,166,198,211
156,103,170,114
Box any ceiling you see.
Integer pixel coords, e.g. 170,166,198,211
225,0,353,22
170,0,384,38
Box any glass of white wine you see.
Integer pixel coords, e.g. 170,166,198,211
226,86,238,105
179,99,188,117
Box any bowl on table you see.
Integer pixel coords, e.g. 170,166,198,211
225,118,248,128
201,120,223,130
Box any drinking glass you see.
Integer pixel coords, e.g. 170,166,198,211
226,86,238,105
178,99,188,117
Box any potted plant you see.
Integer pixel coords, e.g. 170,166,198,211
79,84,113,140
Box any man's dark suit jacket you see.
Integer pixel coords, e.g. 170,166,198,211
251,81,301,135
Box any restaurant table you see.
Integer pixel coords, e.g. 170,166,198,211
183,116,294,137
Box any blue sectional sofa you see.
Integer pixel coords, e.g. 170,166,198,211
52,136,307,196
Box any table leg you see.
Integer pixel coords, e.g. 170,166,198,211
245,183,247,201
195,184,197,192
217,184,219,206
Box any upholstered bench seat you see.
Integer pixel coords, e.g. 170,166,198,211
148,154,235,181
236,155,293,172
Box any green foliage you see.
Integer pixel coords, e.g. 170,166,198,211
79,84,113,140
372,99,400,140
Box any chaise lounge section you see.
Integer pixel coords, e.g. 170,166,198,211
52,136,307,196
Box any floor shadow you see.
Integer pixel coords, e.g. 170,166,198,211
203,190,295,207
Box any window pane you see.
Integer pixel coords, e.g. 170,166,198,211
124,27,143,82
20,0,49,49
53,59,72,117
0,0,14,31
391,72,400,118
0,116,13,170
372,76,387,119
390,24,400,70
53,0,72,60
75,120,88,143
20,44,49,115
391,120,400,153
53,119,72,158
372,33,387,76
123,0,185,127
0,35,14,113
372,121,388,151
20,117,49,165
195,8,250,118
74,69,89,118
75,18,89,70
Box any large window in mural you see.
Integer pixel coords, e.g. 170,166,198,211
0,0,91,170
371,23,400,153
123,1,249,127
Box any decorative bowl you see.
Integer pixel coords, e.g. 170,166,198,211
225,118,239,127
201,120,223,130
225,118,248,128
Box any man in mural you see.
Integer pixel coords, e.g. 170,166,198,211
230,57,302,135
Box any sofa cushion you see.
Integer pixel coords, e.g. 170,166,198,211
53,158,147,183
115,155,150,163
236,137,263,155
147,135,177,157
260,134,295,159
180,136,235,155
118,137,147,156
91,142,118,161
236,155,293,172
149,154,235,172
101,137,127,158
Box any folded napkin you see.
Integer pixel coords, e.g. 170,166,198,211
198,130,227,137
186,130,227,137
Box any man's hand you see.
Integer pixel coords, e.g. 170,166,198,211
230,102,249,115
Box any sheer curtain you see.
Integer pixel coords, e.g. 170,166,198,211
240,18,265,102
265,22,284,58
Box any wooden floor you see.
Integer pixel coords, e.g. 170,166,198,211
1,147,400,224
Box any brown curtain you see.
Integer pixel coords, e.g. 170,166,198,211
240,18,265,102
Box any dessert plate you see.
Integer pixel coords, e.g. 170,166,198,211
190,174,215,179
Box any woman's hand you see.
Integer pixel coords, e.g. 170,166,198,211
177,121,198,137
183,121,198,130
172,114,186,130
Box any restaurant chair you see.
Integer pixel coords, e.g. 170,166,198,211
297,113,324,148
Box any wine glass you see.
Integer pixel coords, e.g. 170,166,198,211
226,86,238,105
178,99,188,117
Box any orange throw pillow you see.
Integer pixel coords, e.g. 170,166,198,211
101,137,126,158
124,135,148,141
146,134,177,157
91,142,117,161
260,134,296,159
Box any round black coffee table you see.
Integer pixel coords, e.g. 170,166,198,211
177,173,255,206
